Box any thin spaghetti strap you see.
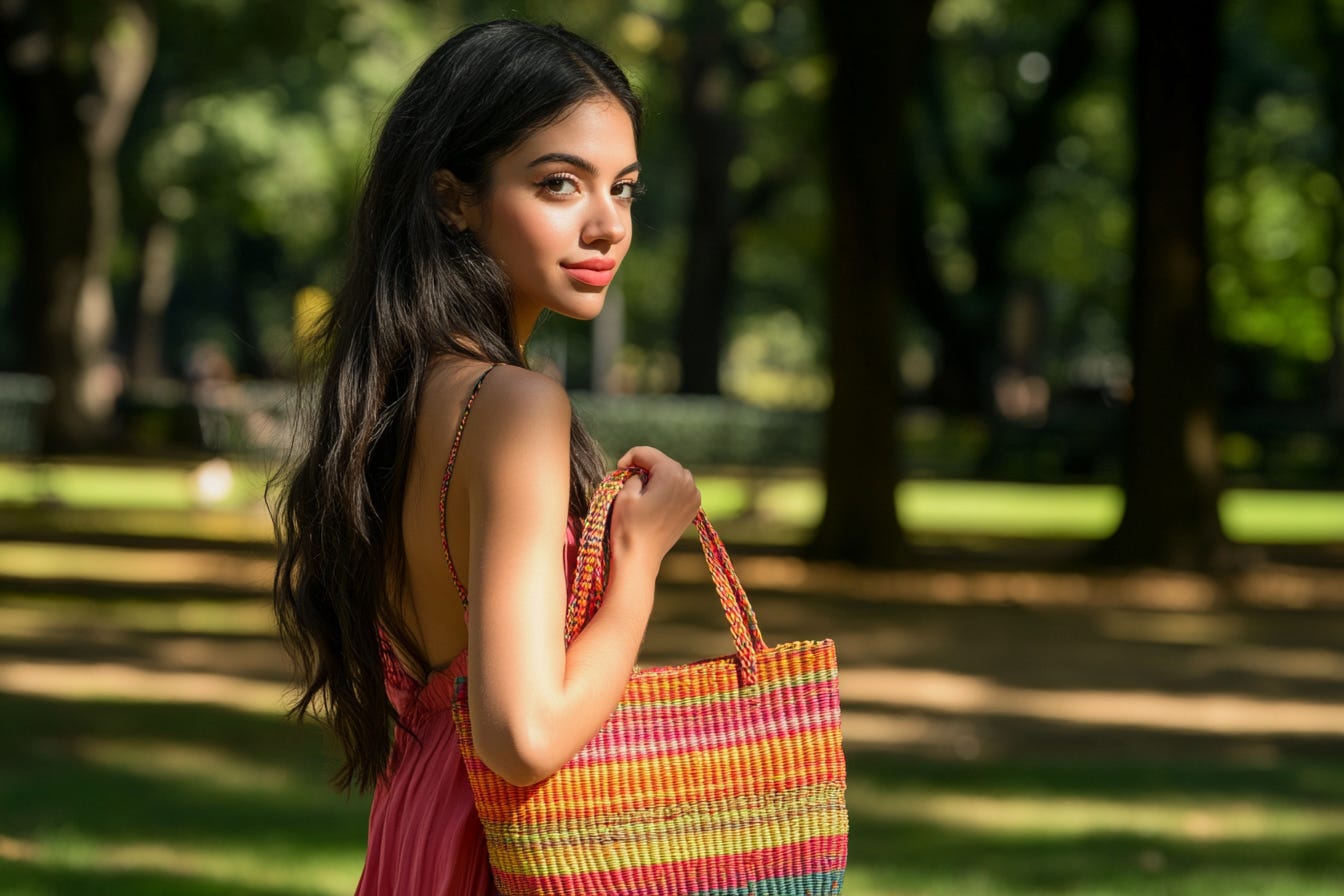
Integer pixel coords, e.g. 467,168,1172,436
438,363,500,609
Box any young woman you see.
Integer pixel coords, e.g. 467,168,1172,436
270,20,701,895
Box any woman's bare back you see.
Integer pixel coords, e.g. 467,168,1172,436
399,359,490,671
397,358,568,673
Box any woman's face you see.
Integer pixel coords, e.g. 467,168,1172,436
455,97,640,340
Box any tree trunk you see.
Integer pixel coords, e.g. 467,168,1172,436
1100,0,1229,568
808,0,936,566
673,0,740,396
130,215,179,383
0,0,156,452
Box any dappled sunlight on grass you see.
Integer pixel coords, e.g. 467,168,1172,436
842,755,1344,895
0,659,289,713
744,476,1344,542
1184,644,1344,683
0,596,291,713
902,481,1124,537
2,503,276,543
7,460,1344,542
72,738,296,794
1096,609,1250,645
0,542,274,591
691,475,753,519
1222,490,1344,543
1,686,372,896
840,825,1344,896
5,462,1344,895
658,548,1344,611
840,666,1344,740
848,785,1344,840
0,460,268,510
0,594,276,636
5,834,364,896
1,858,340,896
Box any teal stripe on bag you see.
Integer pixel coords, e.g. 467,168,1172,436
689,870,846,896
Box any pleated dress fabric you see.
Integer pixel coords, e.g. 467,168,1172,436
354,365,580,896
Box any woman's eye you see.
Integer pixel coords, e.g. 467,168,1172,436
614,181,644,201
541,175,578,195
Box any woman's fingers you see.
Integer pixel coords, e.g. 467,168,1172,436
606,445,705,565
616,445,668,473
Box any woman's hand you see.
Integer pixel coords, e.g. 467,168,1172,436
610,445,702,571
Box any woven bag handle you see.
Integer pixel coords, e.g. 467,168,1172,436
564,467,768,686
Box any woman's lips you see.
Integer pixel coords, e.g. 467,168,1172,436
562,259,616,287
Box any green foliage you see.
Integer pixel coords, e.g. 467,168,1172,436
4,0,1342,456
1208,1,1342,369
912,0,1344,408
121,0,457,370
917,0,1137,394
106,0,837,380
721,309,829,408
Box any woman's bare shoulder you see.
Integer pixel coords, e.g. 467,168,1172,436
479,364,570,411
422,360,568,417
422,360,570,456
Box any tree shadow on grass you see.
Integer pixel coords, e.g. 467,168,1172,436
0,859,336,896
844,750,1344,894
846,817,1344,894
647,578,1344,701
844,747,1344,809
0,692,368,852
0,526,276,556
840,692,1344,767
0,576,265,600
6,523,1344,894
0,629,292,681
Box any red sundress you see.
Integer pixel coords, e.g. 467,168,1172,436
354,364,580,895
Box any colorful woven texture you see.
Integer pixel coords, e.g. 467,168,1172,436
449,467,848,895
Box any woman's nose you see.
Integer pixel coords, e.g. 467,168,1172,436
581,197,628,247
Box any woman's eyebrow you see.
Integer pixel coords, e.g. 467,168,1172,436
525,152,641,178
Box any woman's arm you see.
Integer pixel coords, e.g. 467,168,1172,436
461,366,698,786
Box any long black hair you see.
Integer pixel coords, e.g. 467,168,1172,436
269,20,643,793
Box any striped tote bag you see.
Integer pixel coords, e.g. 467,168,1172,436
449,467,848,895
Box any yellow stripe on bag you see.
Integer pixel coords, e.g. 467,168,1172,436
485,788,848,876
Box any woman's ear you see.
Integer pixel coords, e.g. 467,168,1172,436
432,169,473,232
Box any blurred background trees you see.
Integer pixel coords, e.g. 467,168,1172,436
1,0,1341,569
808,0,935,565
1,0,155,450
1102,0,1226,567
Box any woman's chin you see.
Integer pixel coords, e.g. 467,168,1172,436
551,292,608,322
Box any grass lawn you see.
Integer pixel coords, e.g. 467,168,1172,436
842,754,1344,895
2,459,1343,894
2,459,1342,543
4,585,1344,895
